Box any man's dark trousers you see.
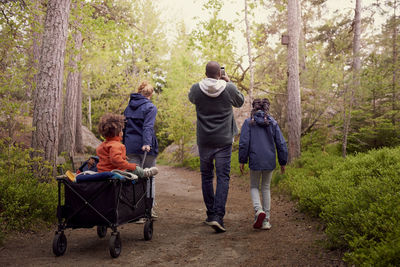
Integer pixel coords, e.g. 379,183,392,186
198,144,232,222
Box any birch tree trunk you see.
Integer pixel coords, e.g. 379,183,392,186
31,0,71,166
244,0,254,110
287,0,302,163
342,0,361,158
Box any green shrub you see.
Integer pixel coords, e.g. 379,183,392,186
346,118,400,154
182,156,200,171
281,147,400,265
0,140,57,244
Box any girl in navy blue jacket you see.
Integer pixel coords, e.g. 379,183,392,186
239,98,288,230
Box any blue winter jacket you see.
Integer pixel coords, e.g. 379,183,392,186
123,93,158,156
239,111,288,170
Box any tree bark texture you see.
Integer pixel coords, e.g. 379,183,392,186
287,0,302,163
28,0,43,100
244,0,254,111
59,27,82,157
342,0,361,158
75,71,84,153
88,83,92,131
31,0,71,165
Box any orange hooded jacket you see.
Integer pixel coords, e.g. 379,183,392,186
96,136,137,172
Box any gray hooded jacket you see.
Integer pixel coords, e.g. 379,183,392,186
188,78,244,147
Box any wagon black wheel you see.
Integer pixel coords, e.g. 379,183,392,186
97,226,107,238
144,220,153,241
52,231,67,256
109,232,121,258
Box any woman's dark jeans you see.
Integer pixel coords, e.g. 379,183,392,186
198,144,232,221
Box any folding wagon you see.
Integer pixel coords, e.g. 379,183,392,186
52,174,154,258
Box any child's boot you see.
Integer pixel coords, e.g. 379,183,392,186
143,167,158,177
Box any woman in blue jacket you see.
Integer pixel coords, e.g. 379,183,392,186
239,98,288,230
124,81,158,221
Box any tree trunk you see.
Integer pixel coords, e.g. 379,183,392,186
59,26,82,157
88,83,92,131
298,0,307,74
287,0,302,163
244,0,254,110
392,0,398,124
342,0,361,158
31,0,71,167
75,71,84,153
28,0,43,100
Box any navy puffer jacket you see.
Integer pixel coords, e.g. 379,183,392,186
239,111,288,170
123,93,158,156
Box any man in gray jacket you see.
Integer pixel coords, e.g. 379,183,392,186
188,61,244,233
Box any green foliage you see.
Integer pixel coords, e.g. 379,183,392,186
301,128,335,153
281,147,400,265
182,156,200,171
0,140,57,244
0,0,41,101
347,118,400,153
0,95,31,141
80,0,168,133
230,148,243,177
189,0,236,66
157,24,200,162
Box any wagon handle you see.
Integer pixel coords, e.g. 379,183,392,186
141,150,147,168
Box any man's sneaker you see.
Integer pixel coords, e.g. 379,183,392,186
203,217,213,225
253,210,266,229
209,219,226,233
261,219,272,230
135,218,146,224
143,167,158,177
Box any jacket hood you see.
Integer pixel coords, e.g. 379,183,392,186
128,93,149,110
254,111,271,126
199,78,227,98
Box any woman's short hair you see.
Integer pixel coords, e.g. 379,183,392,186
98,113,125,138
137,81,154,98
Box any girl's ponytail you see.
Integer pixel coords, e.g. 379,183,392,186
250,98,270,126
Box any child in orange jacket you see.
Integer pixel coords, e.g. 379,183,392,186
96,113,157,178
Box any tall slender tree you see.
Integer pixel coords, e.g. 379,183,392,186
31,0,71,166
342,0,361,158
245,0,254,110
75,71,84,153
390,0,398,124
287,0,302,162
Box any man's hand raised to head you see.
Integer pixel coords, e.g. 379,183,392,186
220,73,230,82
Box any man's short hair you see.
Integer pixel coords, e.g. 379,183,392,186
205,61,221,78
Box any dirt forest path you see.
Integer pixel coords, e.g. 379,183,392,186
0,165,345,266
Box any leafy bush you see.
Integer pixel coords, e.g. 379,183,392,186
182,156,200,170
281,147,400,265
346,117,400,154
0,140,57,244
